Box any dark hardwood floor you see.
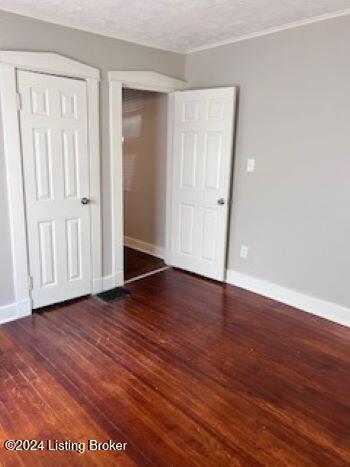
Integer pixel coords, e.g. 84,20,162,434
0,268,349,466
124,246,165,281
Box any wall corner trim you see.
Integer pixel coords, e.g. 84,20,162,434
226,269,350,328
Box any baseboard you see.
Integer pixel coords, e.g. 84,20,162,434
226,270,350,328
102,271,124,291
124,236,164,259
93,274,124,294
0,274,127,325
0,299,32,325
92,277,103,294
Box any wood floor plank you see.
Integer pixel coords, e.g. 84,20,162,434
14,311,241,466
0,268,349,466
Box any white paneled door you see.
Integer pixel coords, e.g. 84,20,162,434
170,88,236,281
18,70,91,308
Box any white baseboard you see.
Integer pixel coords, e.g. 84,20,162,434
92,273,124,294
226,270,350,328
92,277,103,294
124,236,164,259
0,274,124,325
0,299,32,325
102,271,124,291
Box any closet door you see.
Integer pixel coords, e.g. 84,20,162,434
18,70,92,308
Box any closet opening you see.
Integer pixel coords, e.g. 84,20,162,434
122,88,168,282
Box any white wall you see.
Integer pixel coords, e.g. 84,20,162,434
123,89,167,249
0,9,185,308
186,15,350,309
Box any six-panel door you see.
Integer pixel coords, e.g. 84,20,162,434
18,70,91,308
170,88,236,281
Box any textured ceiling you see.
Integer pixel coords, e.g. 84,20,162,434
0,0,350,53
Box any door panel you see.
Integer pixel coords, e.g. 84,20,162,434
18,70,91,308
204,132,222,189
62,130,79,198
38,220,57,287
33,128,53,200
60,92,78,118
180,132,197,188
170,88,236,281
179,203,195,255
31,88,50,116
202,208,217,261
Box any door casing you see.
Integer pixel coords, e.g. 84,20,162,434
108,71,237,287
0,51,102,319
108,71,187,290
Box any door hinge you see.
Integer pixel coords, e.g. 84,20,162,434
28,275,33,291
16,92,22,110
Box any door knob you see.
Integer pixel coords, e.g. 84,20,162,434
217,198,225,205
81,197,90,205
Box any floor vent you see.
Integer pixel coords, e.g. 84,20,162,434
96,287,131,303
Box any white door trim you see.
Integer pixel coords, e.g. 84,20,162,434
0,51,100,80
108,71,186,93
108,71,186,288
0,51,102,318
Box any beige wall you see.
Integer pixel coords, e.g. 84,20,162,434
186,15,350,308
0,10,185,306
122,90,167,248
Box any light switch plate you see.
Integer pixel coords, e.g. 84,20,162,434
240,245,249,259
247,158,255,173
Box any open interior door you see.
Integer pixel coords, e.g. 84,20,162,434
169,87,236,281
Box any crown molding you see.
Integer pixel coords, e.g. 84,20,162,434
187,8,350,54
